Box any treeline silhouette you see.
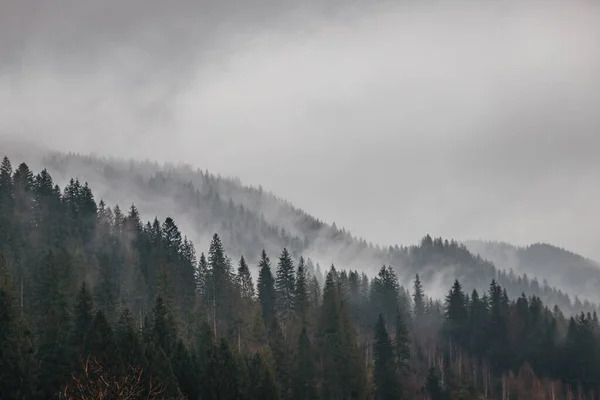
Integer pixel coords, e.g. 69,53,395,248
42,152,598,316
1,156,599,399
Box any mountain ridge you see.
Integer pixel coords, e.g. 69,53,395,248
1,146,596,315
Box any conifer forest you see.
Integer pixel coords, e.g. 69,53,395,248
1,154,600,400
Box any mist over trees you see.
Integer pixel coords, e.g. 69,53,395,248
1,155,600,399
29,151,599,317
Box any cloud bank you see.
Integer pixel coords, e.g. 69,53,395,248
1,0,600,259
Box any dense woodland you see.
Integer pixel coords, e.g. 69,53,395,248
466,241,600,306
38,152,599,316
1,155,600,399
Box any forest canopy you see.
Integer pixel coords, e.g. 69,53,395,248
1,155,599,399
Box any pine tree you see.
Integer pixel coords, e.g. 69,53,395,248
115,308,145,370
152,295,178,358
237,255,255,300
371,266,400,325
275,248,295,322
0,254,36,398
318,269,367,400
258,250,277,328
295,256,310,322
413,274,425,319
200,338,241,400
293,325,318,400
443,279,468,346
246,353,279,400
71,282,94,357
373,314,401,400
208,233,234,335
84,310,117,368
395,312,411,378
270,316,292,398
196,252,209,303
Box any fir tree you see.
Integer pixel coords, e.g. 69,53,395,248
258,250,277,328
275,248,295,322
293,325,318,400
294,256,310,322
0,254,36,398
395,312,411,378
237,255,255,300
413,274,425,319
373,314,401,400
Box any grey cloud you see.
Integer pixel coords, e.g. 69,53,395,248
1,0,600,259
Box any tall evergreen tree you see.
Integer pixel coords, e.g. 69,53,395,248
318,269,367,400
373,314,401,400
258,250,277,328
71,282,94,356
395,312,411,378
443,279,468,346
295,256,310,322
0,254,36,398
413,274,425,319
293,325,317,400
275,248,295,322
237,255,255,300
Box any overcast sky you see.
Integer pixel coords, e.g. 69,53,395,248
1,0,600,260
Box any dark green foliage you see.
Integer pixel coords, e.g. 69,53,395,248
294,256,310,322
245,353,280,400
443,279,468,346
395,312,411,377
373,314,401,400
317,268,367,400
276,248,295,321
115,308,145,369
237,255,255,300
0,255,36,398
293,326,318,400
270,317,292,399
84,310,117,367
1,155,600,399
413,274,425,319
371,266,400,325
258,249,277,327
200,338,241,400
71,282,94,351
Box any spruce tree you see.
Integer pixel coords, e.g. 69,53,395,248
275,248,295,322
237,255,255,300
413,274,425,319
71,281,94,359
200,338,241,400
395,312,411,378
295,256,310,322
0,254,36,398
258,250,277,328
270,316,292,399
196,252,209,303
373,314,401,400
443,279,468,346
293,325,318,400
115,308,145,370
318,269,367,400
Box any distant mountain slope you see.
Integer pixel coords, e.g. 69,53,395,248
3,147,595,314
465,240,600,304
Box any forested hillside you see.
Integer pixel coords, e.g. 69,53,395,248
23,151,596,316
2,155,600,399
466,240,600,305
